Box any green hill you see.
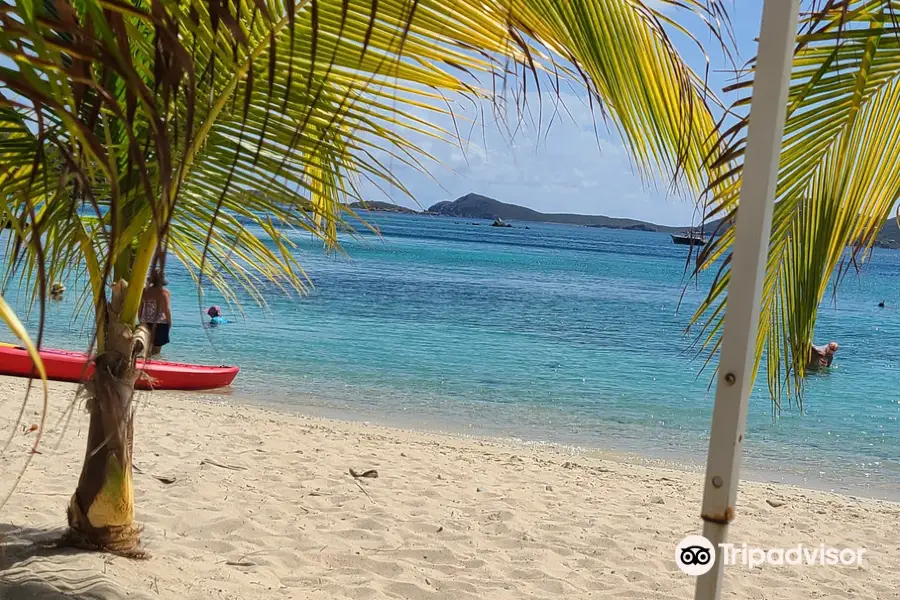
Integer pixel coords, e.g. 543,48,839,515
349,200,420,214
874,218,900,249
355,192,900,248
426,193,686,232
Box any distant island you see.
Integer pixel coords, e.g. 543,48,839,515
349,200,420,215
352,192,900,248
424,193,692,232
353,193,715,234
874,219,900,249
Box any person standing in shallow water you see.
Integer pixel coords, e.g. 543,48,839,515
140,270,172,356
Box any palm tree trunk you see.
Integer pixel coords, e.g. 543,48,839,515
64,280,150,557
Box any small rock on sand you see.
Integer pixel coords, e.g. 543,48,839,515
767,498,786,508
650,496,665,505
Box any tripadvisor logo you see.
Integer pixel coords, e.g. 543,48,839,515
675,536,866,574
676,535,716,576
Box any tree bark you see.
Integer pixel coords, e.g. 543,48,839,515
64,280,151,557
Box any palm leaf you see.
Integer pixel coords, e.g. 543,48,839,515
690,0,900,410
2,0,730,340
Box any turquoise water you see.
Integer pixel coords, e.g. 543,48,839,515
4,213,899,498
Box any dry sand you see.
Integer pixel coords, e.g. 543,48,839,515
1,376,898,600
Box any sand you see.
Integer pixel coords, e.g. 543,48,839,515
0,375,898,600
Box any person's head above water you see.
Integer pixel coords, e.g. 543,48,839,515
879,300,885,308
148,269,167,288
207,305,221,318
826,341,839,354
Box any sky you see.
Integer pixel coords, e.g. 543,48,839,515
359,0,767,227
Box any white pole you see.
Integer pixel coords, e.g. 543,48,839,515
693,1,800,599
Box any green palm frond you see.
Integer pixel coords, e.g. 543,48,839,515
690,0,900,410
0,295,47,384
0,0,729,349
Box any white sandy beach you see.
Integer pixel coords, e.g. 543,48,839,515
1,375,898,600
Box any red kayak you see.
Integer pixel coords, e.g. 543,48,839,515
0,343,239,390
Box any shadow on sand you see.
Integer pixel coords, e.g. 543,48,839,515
0,524,146,600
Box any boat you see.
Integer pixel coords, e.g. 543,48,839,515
671,231,709,246
0,343,239,390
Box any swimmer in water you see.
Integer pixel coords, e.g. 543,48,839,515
207,305,229,325
879,300,885,308
808,341,839,370
50,281,65,301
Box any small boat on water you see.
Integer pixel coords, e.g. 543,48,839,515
671,231,709,246
0,342,239,390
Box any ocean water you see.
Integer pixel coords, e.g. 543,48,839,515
3,213,899,499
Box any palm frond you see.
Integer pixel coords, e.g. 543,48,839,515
0,0,730,349
690,0,900,410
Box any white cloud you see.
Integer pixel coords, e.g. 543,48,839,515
357,88,707,226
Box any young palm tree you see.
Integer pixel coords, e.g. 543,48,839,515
690,0,900,409
0,0,728,555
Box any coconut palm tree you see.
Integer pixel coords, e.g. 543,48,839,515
0,0,728,555
690,0,900,409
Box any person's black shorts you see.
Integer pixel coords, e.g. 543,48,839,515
151,323,171,347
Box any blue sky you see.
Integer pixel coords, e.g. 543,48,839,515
362,1,766,226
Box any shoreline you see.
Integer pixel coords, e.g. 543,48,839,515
226,390,900,504
1,373,897,503
2,376,899,599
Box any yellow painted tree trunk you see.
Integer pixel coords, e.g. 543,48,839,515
64,280,151,557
